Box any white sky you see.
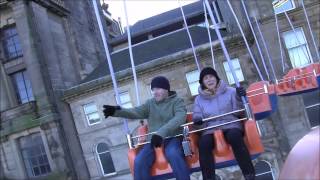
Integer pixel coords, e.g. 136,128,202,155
103,0,197,27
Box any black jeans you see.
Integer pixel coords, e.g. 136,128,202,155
198,128,255,180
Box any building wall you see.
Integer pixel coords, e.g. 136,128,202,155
64,0,319,179
0,0,113,179
62,0,107,80
1,0,318,179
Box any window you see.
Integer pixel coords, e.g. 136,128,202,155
223,58,245,85
302,90,320,128
186,70,200,96
1,26,23,60
96,143,116,176
282,28,312,68
83,103,101,125
19,133,51,177
273,0,295,14
215,174,223,180
255,160,275,180
10,71,34,104
119,91,133,108
256,120,265,136
197,22,208,28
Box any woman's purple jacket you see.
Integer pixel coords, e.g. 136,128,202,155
192,80,244,135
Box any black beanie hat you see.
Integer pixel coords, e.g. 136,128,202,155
199,67,220,87
151,76,170,91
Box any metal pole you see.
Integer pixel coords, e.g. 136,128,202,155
135,118,248,146
92,0,120,103
204,0,253,120
274,13,285,73
123,0,141,105
240,0,270,81
254,16,278,82
178,0,201,71
301,0,320,60
226,0,264,81
203,1,216,69
92,0,130,134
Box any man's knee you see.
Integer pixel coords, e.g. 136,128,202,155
134,155,144,169
134,146,153,168
165,146,183,160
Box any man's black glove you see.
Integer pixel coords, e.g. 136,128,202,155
103,105,121,118
151,134,163,148
193,118,203,125
236,86,246,97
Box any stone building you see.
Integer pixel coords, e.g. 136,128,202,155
62,0,319,179
1,0,318,180
0,0,121,179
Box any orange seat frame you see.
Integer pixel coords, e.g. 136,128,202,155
127,113,264,178
247,81,277,120
276,63,320,96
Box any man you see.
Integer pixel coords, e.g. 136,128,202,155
103,76,190,180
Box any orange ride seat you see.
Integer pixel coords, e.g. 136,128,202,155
127,113,264,179
247,81,277,120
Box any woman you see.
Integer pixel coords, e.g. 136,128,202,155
192,67,255,180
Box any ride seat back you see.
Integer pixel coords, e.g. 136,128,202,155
247,81,277,120
276,63,320,95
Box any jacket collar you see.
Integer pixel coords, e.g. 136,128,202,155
198,80,227,99
153,91,177,104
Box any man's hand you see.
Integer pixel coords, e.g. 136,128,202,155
151,134,163,148
236,86,246,97
103,105,121,118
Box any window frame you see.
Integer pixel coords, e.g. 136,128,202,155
223,58,245,85
305,103,320,128
83,102,101,126
19,133,52,177
1,25,23,60
96,143,116,176
273,0,296,14
10,70,35,104
255,160,275,180
282,27,312,68
185,70,200,96
119,91,133,108
215,174,223,180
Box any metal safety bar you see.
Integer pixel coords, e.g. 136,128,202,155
246,87,265,94
246,84,269,98
132,132,156,139
131,108,246,141
134,118,248,147
247,92,269,98
277,73,316,84
181,108,245,127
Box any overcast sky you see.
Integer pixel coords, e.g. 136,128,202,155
103,0,197,27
